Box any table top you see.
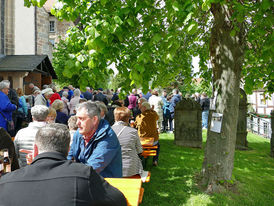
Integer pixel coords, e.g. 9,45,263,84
105,178,143,206
140,137,154,146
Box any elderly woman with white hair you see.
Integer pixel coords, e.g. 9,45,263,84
51,99,69,125
0,81,17,134
61,91,69,115
69,88,81,115
34,88,54,107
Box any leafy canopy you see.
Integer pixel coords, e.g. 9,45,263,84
24,0,273,94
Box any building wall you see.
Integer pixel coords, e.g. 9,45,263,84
248,91,274,115
24,72,42,95
14,0,35,54
36,7,50,55
3,0,15,55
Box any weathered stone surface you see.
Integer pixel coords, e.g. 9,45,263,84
236,88,248,150
271,110,274,157
174,98,202,148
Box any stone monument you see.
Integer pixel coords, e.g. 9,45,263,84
236,88,248,150
174,98,202,148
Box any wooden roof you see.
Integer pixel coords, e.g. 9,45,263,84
0,55,57,79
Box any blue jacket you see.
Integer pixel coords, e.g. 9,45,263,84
169,94,181,116
0,91,17,130
67,119,122,178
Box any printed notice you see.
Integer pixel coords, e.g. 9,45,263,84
210,112,223,133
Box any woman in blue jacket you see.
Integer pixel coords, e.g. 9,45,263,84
0,81,17,133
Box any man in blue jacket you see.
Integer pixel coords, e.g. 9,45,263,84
68,101,122,177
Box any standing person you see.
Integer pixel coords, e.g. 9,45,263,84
195,92,201,104
0,123,127,206
163,95,172,133
94,88,108,106
51,100,69,125
112,107,144,177
14,105,49,167
149,90,164,132
68,85,74,101
68,101,122,178
69,88,81,115
34,88,54,107
134,102,160,166
15,88,28,132
169,89,182,132
200,92,210,129
61,91,70,115
28,83,39,94
128,89,138,112
49,85,61,105
0,81,17,135
82,87,93,100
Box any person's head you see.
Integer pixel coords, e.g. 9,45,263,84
41,88,54,99
137,97,147,108
16,88,24,97
79,98,87,104
86,87,90,92
29,83,34,89
76,101,101,136
114,107,131,123
95,101,108,118
172,89,179,95
132,89,137,95
42,84,49,89
51,85,57,93
62,91,68,98
162,90,167,97
51,99,64,112
0,81,10,95
201,92,207,98
68,115,78,131
31,105,49,121
35,123,70,156
33,89,41,96
73,88,81,97
140,102,151,113
68,85,74,90
46,107,57,123
152,90,158,96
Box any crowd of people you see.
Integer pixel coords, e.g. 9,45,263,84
0,80,210,205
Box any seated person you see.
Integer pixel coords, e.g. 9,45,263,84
112,107,143,177
14,105,49,167
134,102,160,166
67,101,122,178
0,127,19,173
0,123,127,206
51,99,69,125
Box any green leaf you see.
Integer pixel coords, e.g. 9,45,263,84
230,30,236,37
202,1,211,12
187,22,198,35
114,16,123,25
88,59,95,68
127,18,135,27
183,12,193,25
172,1,180,11
152,33,162,43
101,0,108,6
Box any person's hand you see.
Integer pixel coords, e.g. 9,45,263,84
26,153,33,165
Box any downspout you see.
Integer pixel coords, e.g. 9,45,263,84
34,6,37,55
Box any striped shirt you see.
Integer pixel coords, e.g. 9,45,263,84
14,121,47,167
112,121,143,177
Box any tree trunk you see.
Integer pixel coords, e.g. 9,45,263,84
201,3,245,192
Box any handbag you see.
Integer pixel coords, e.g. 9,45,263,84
0,111,15,133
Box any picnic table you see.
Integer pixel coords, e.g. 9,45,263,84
105,178,144,206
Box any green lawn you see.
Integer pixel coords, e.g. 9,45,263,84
141,132,274,206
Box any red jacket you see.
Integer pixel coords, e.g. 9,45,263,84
49,93,61,105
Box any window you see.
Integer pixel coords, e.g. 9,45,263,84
49,21,55,32
259,93,266,106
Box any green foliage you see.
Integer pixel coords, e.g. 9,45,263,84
141,132,274,206
24,0,273,95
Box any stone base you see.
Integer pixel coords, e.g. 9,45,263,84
174,140,202,148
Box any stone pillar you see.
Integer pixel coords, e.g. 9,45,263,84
236,88,248,150
174,98,202,148
271,110,274,157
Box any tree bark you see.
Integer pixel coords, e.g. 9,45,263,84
201,3,245,192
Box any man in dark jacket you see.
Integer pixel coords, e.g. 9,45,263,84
0,123,127,206
94,88,108,105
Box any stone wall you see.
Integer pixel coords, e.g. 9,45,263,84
3,0,15,55
174,98,202,148
36,7,50,55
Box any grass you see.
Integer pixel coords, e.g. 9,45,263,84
141,131,274,206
